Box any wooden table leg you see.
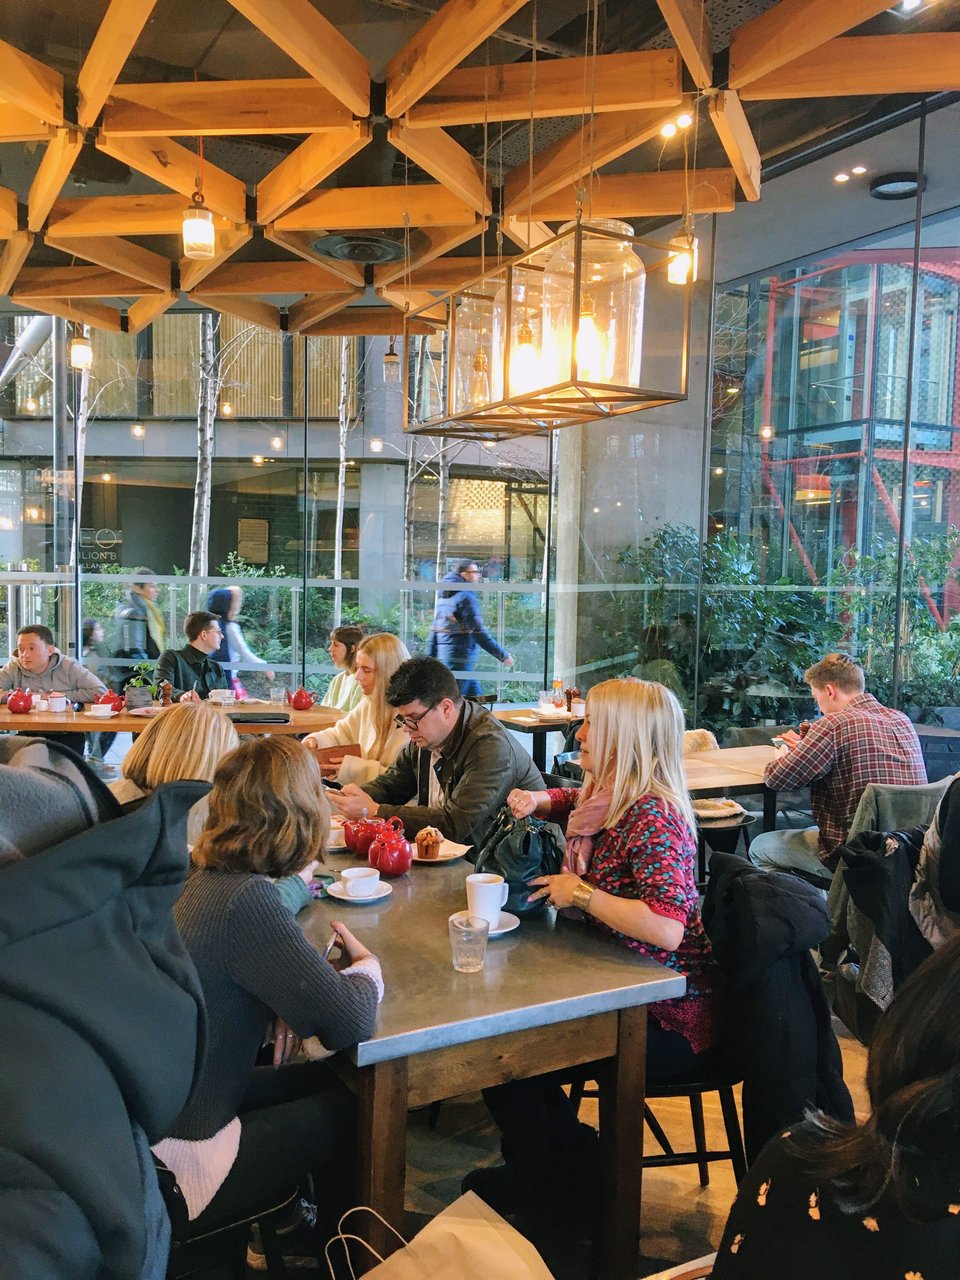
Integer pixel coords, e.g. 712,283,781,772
353,1056,409,1265
598,1004,647,1280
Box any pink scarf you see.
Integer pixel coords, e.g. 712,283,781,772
562,788,613,876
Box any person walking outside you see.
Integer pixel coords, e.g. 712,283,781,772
427,559,513,698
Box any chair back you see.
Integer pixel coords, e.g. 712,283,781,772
724,723,795,748
552,750,584,782
846,777,951,843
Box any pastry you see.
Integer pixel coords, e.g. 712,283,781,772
416,826,443,859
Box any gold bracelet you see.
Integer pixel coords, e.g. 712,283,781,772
572,881,596,914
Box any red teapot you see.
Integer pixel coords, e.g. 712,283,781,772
288,686,319,711
343,815,390,857
95,690,125,711
367,817,413,878
7,688,33,714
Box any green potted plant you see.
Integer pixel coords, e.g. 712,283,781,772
124,661,159,708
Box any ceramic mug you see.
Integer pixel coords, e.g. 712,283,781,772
465,873,509,928
48,695,67,713
88,702,114,718
340,866,381,899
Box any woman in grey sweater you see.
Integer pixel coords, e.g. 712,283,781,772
153,736,382,1258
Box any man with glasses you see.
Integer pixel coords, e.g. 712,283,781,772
156,611,231,703
331,656,544,848
427,559,514,698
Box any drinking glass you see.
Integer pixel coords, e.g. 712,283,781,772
449,912,489,973
537,690,553,712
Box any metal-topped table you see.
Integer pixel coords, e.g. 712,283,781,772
303,854,685,1278
494,706,582,771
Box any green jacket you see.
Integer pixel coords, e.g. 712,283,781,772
364,701,545,848
155,645,230,702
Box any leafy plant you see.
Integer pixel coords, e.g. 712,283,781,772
125,661,159,697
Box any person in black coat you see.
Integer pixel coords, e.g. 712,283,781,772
427,560,513,697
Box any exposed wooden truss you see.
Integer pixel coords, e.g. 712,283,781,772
728,0,894,89
274,185,478,233
740,34,960,99
101,80,353,137
529,170,737,221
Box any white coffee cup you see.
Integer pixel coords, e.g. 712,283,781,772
48,695,67,713
465,872,509,928
88,702,114,718
341,866,381,898
209,688,235,704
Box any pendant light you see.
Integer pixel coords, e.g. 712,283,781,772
383,337,401,383
69,333,93,371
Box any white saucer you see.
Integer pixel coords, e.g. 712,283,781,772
326,880,393,905
412,839,471,863
83,709,118,719
488,911,520,938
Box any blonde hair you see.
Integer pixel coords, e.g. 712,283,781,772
579,679,696,839
121,701,239,789
356,632,411,757
192,737,329,877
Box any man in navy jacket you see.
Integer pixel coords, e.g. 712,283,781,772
427,560,513,697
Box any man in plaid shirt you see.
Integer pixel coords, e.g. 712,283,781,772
749,653,925,886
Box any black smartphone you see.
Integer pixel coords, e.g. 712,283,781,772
322,778,343,791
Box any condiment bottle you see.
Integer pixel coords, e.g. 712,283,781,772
552,677,563,708
160,680,173,707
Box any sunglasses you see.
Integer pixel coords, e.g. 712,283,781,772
393,702,438,730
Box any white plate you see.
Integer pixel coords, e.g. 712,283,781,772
82,708,119,719
488,911,520,938
412,839,471,863
325,880,393,905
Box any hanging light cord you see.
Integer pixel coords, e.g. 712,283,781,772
525,0,538,243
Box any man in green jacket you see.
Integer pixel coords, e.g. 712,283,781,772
156,611,231,702
332,656,545,848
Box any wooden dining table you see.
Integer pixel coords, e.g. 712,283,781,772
0,702,344,736
494,705,582,770
684,744,781,831
303,854,685,1279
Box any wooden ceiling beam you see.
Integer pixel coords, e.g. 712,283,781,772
192,294,283,331
27,128,83,232
226,0,370,117
502,98,693,215
96,133,248,223
262,227,366,287
406,50,681,128
728,0,893,89
44,233,173,291
77,0,158,129
529,169,737,220
373,221,485,287
406,255,520,289
14,296,123,333
709,91,761,202
127,291,177,335
287,290,363,332
655,0,714,91
14,266,162,299
274,184,477,232
501,216,555,250
256,123,370,225
102,79,352,137
179,225,253,292
388,124,491,216
0,232,34,296
49,194,234,238
0,187,17,235
386,0,529,119
376,287,448,323
300,306,439,336
0,37,63,124
196,260,357,295
740,34,960,99
0,104,55,142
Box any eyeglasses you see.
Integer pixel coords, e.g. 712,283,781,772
393,703,437,730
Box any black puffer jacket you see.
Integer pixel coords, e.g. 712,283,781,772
703,851,854,1162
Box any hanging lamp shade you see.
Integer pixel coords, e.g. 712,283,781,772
68,334,93,371
403,219,692,440
382,338,401,383
667,231,699,286
182,194,216,260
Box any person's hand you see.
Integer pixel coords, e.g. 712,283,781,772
778,728,802,748
526,872,582,910
271,1016,302,1067
508,788,540,818
304,735,320,751
503,654,515,670
330,784,378,820
179,689,201,703
298,859,320,886
329,920,373,968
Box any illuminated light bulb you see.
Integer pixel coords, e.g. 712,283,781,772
101,472,112,482
252,454,264,465
851,165,867,175
510,320,541,394
482,439,497,450
369,437,384,453
69,335,93,370
25,396,37,413
667,234,699,285
182,196,215,260
759,423,775,441
834,172,850,184
901,0,922,10
660,121,678,138
677,111,693,129
220,400,233,416
468,348,491,408
270,434,284,451
131,421,145,438
575,306,606,382
592,506,600,514
713,466,724,476
27,506,40,521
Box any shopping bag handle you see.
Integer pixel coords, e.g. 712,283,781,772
324,1207,408,1279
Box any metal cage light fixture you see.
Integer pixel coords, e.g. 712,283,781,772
402,217,693,440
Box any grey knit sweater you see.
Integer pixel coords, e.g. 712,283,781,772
168,868,378,1141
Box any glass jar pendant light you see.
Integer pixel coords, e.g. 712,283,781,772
69,333,93,371
182,190,215,260
382,337,401,383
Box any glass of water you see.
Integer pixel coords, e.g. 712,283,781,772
448,912,490,973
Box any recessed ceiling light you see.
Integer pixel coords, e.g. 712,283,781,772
834,172,850,184
851,165,867,175
660,121,678,138
676,112,693,129
870,171,925,200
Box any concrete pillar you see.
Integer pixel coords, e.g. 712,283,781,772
554,424,583,684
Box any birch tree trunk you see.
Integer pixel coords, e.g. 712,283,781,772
189,312,218,608
332,334,350,625
69,364,91,570
435,445,450,579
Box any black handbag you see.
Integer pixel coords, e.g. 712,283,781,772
473,806,566,917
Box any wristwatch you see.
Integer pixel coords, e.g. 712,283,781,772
572,881,597,914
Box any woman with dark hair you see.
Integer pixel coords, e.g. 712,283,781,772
713,933,960,1278
323,625,365,712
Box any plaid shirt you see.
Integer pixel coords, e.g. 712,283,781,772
763,692,925,865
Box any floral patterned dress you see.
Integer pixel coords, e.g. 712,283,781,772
547,787,720,1055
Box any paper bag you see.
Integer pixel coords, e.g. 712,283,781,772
640,1253,716,1279
327,1192,555,1280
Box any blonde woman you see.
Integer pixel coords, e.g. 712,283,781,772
305,632,410,785
322,625,365,713
463,679,721,1224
